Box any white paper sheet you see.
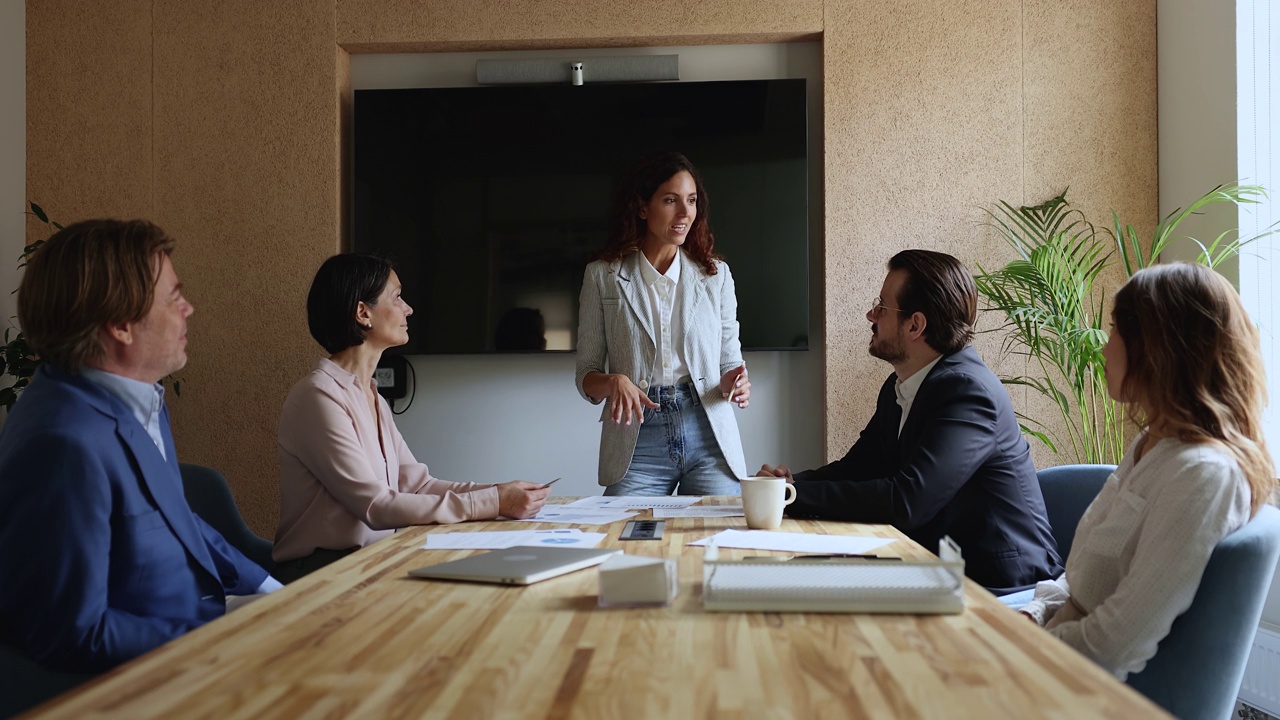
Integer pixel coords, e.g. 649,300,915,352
422,529,606,550
689,530,894,555
652,505,745,518
565,496,703,510
511,508,638,525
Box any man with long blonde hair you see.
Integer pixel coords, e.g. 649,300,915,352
0,220,278,676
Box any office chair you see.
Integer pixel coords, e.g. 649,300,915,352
1036,464,1115,558
0,643,95,719
1125,504,1280,720
179,463,277,575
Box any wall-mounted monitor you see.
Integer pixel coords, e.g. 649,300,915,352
353,78,809,354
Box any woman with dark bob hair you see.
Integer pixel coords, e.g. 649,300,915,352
1017,263,1275,680
575,151,750,496
273,254,549,581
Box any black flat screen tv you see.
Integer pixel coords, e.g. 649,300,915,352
353,78,809,354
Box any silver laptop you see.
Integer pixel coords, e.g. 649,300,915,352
407,546,622,586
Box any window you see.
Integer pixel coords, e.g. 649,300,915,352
1238,0,1280,454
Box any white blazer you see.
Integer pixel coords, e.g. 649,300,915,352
575,250,747,487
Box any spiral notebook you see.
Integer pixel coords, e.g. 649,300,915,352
701,537,965,614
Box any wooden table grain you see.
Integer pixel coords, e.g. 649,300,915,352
25,499,1168,719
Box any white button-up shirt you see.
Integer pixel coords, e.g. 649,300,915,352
894,354,943,436
638,250,690,387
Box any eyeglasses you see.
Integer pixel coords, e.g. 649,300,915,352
870,297,904,317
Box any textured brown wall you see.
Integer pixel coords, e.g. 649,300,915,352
822,0,1024,456
337,0,823,52
150,0,343,533
1015,0,1157,465
822,0,1156,463
27,0,1155,535
26,0,152,240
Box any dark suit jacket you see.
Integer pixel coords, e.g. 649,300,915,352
0,364,268,673
788,347,1062,592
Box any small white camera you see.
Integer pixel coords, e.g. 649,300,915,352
571,62,584,86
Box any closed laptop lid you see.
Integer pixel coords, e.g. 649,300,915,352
407,546,623,585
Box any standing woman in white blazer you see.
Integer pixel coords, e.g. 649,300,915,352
575,152,750,496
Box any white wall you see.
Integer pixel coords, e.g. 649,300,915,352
0,0,24,377
350,43,826,499
1158,0,1280,632
1158,0,1240,276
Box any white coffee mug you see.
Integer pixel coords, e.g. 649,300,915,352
741,476,798,530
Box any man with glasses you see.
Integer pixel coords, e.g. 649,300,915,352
757,249,1061,593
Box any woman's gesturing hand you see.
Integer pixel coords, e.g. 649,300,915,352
607,374,659,426
720,364,750,408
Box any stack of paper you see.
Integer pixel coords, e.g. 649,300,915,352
690,530,893,555
652,505,743,519
512,507,637,525
422,529,606,550
566,496,703,511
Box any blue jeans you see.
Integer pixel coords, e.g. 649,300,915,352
605,382,741,497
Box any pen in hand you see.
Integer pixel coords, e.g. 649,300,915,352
541,478,561,489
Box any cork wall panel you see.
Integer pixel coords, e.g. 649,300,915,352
26,0,152,238
1024,0,1157,231
152,1,341,535
822,0,1023,458
337,0,822,52
1018,0,1156,467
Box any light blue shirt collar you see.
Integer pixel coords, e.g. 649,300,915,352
80,367,168,460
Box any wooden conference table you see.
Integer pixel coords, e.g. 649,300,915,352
28,498,1166,719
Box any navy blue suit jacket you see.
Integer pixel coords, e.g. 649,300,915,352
0,364,268,673
788,347,1062,592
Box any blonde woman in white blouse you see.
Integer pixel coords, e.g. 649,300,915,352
1019,263,1276,680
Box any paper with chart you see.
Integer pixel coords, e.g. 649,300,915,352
511,507,638,525
566,496,703,510
423,529,606,550
690,530,894,555
653,505,744,518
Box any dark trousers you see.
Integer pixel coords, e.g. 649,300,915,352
274,546,359,584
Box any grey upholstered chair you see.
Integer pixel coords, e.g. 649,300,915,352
1035,464,1115,558
1126,504,1280,720
179,463,277,575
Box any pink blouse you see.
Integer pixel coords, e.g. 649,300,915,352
274,358,500,562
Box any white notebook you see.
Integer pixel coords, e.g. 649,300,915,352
701,537,966,614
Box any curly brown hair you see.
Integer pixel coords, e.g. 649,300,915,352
1113,263,1275,515
595,151,720,276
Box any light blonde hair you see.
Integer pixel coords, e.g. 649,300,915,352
1113,263,1275,514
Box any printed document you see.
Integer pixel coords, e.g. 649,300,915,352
423,529,606,550
653,505,744,518
690,530,894,555
566,496,703,510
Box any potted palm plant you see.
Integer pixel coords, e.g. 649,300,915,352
0,202,56,410
974,183,1273,464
